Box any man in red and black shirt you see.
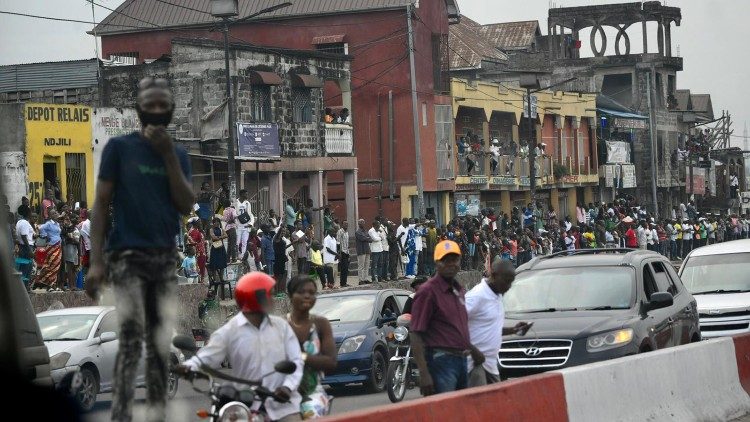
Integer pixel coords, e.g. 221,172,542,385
410,240,485,396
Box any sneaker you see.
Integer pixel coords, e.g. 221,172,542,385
406,275,416,279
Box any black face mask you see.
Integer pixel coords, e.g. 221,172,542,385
136,104,173,127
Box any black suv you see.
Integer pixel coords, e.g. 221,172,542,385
499,249,700,379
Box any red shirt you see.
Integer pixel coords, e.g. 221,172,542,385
625,228,638,248
410,274,472,350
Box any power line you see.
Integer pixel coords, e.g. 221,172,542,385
0,10,141,28
151,0,212,16
88,0,159,28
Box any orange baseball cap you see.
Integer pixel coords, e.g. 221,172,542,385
434,240,461,261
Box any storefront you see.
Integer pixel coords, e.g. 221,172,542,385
25,103,94,208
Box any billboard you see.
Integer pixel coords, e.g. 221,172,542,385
236,122,281,159
455,192,480,217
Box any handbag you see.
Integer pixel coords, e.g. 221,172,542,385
237,211,251,225
212,240,224,249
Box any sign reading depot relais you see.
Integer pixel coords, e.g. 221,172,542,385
25,103,94,208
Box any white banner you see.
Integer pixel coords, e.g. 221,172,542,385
606,141,631,164
92,107,139,178
621,164,636,188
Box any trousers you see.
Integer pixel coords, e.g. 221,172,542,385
109,249,177,422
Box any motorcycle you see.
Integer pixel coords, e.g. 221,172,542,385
385,315,419,403
172,335,296,422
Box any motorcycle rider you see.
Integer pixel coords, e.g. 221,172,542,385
176,272,304,421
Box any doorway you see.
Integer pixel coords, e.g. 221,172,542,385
65,153,87,203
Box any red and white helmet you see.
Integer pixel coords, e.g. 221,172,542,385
235,272,276,313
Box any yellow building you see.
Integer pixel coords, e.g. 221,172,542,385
450,78,598,220
24,103,94,209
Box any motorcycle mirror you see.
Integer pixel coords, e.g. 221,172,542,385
173,334,198,353
274,361,297,375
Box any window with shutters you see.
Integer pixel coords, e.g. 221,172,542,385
292,88,313,123
251,85,272,122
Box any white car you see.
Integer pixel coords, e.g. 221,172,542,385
36,306,183,412
679,239,750,339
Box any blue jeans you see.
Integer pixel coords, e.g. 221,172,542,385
370,252,384,280
426,349,468,394
670,240,677,259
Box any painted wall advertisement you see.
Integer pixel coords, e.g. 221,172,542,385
92,107,139,179
237,122,281,158
455,192,480,217
25,103,94,208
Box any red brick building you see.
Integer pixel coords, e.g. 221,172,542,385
94,0,460,223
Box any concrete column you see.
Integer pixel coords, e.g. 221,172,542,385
501,190,511,217
239,170,246,190
309,170,325,239
344,169,359,237
482,118,491,175
338,79,352,112
583,186,594,205
567,187,578,220
559,25,566,59
550,188,559,213
642,18,648,53
268,171,284,219
664,22,672,57
657,21,664,56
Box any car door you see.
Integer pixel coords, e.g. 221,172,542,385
92,311,120,392
641,261,675,349
661,262,696,345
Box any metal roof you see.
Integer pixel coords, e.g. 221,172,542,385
480,20,541,51
675,89,692,110
449,15,507,70
93,0,412,35
690,94,712,114
0,59,98,93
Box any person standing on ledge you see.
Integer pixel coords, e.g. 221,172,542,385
86,77,194,422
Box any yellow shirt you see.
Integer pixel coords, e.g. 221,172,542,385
675,224,683,240
310,249,323,266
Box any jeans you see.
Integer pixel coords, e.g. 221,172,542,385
339,253,350,286
370,251,384,281
670,240,678,259
323,263,335,287
426,349,468,394
406,252,417,276
379,250,389,280
423,249,435,277
108,249,178,422
265,259,274,275
388,249,399,280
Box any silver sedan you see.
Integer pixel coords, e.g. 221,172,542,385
36,306,182,412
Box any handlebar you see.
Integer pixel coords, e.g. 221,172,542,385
171,366,290,403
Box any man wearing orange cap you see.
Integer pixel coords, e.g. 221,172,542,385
409,240,485,396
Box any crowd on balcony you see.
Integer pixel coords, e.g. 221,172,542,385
324,107,351,125
457,130,548,176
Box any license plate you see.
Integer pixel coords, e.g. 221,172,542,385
195,341,205,348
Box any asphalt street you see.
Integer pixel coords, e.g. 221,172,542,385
86,382,421,421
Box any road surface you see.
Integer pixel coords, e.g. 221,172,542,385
86,382,421,421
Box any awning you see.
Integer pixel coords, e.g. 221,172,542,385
597,107,648,120
291,73,324,88
312,34,345,45
247,70,282,86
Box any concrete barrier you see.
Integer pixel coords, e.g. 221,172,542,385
326,334,750,422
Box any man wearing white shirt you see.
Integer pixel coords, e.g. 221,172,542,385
368,221,384,283
236,189,255,257
396,218,409,250
379,222,390,281
323,229,339,288
15,206,35,285
465,260,531,386
179,273,303,422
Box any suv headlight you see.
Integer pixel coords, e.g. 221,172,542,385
338,335,366,354
586,329,634,352
50,352,71,370
219,402,250,422
394,326,409,342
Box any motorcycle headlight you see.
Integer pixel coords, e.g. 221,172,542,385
586,329,634,352
50,352,71,370
219,402,251,422
394,326,409,342
338,335,366,354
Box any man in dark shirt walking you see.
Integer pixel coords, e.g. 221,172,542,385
86,77,194,422
410,240,485,395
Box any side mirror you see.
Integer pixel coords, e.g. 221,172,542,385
644,292,673,313
274,361,297,374
173,334,198,353
99,331,117,344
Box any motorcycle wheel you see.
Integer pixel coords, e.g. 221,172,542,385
386,361,407,403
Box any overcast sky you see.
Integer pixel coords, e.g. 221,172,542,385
0,0,747,145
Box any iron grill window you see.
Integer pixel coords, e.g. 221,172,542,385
316,43,347,55
292,88,313,123
251,85,272,122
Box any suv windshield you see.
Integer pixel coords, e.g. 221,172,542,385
681,253,750,294
313,295,375,323
504,266,635,313
38,314,98,341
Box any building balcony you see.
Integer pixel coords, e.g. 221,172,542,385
324,124,353,155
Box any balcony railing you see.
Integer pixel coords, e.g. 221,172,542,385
325,124,353,155
457,151,486,176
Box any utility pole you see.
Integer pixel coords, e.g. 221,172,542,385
646,69,659,217
406,3,425,218
221,18,238,203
